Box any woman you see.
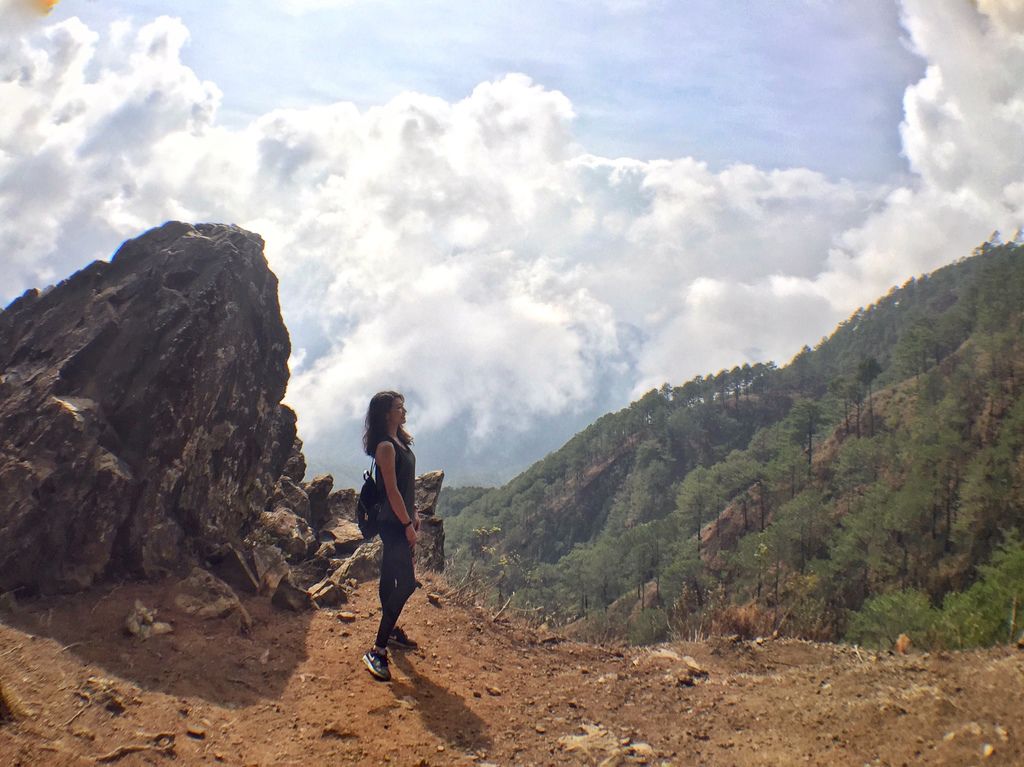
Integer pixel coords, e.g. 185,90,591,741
361,390,420,682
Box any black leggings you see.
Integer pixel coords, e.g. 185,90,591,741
375,523,416,649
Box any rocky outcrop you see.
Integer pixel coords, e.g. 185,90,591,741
319,489,364,557
304,474,334,531
249,508,316,562
0,222,293,593
281,437,306,483
267,477,311,523
415,470,446,572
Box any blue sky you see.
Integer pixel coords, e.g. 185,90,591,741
3,0,1022,483
48,0,923,180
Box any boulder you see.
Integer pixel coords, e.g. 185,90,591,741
174,567,252,633
271,576,312,612
251,545,291,595
281,436,306,483
335,540,382,583
304,474,334,531
321,489,364,556
416,516,446,573
207,544,259,595
0,222,293,593
249,508,315,562
267,477,311,523
414,470,445,517
313,541,337,559
307,569,352,608
414,470,446,572
323,491,368,548
320,471,446,571
289,553,334,589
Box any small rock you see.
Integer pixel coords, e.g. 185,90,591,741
337,611,357,622
668,671,695,687
259,649,271,665
308,569,351,608
124,600,159,639
982,743,995,758
681,656,708,677
427,593,443,606
535,725,547,734
186,725,206,739
485,686,502,696
80,677,131,716
150,622,174,637
321,724,356,739
558,723,619,757
628,741,655,757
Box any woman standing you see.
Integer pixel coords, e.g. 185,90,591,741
362,390,419,682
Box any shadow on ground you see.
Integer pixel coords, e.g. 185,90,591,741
0,578,312,707
390,650,493,752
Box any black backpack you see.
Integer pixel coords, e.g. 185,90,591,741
356,460,380,540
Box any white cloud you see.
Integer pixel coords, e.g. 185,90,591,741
805,0,1024,306
1,0,1021,479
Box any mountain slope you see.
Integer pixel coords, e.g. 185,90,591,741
442,240,1024,648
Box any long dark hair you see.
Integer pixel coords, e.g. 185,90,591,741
363,390,414,456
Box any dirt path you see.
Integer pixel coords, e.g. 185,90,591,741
1,575,1021,766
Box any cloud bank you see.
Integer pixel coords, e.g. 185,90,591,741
1,0,1021,480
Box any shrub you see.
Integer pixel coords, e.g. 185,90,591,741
628,608,669,645
939,535,1024,648
845,589,938,649
713,601,775,640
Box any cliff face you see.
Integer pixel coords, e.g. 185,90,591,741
0,222,295,593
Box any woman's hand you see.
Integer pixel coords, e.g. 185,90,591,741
405,522,418,549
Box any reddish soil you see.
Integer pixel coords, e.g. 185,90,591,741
1,574,1022,766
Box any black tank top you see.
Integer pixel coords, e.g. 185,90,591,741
376,437,415,526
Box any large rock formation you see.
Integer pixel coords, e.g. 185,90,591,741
0,222,294,593
414,470,446,572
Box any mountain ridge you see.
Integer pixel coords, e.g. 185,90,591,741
442,239,1024,649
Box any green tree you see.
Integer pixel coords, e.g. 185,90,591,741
846,589,938,649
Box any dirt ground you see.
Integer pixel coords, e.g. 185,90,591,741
1,574,1021,766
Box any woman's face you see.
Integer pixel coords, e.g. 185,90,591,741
387,398,407,429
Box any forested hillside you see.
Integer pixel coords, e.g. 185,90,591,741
442,239,1024,649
